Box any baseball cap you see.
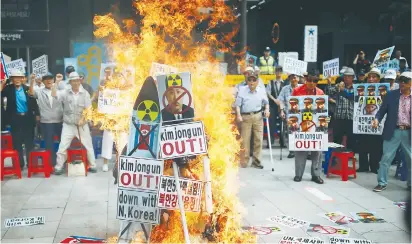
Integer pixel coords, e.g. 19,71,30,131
65,65,75,74
384,69,397,80
275,66,283,72
42,72,54,80
399,57,407,63
399,71,412,80
358,69,366,75
68,72,81,81
248,71,258,79
265,47,271,52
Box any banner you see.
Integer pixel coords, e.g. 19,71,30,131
287,95,329,151
353,83,389,135
278,52,299,67
329,237,373,244
118,156,164,191
304,25,318,62
157,176,203,212
372,46,395,73
150,62,178,79
322,58,339,78
4,216,45,227
5,58,25,74
0,52,8,79
283,57,307,76
159,121,208,159
116,188,160,224
279,235,324,244
32,55,48,77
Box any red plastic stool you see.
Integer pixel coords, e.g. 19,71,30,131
327,151,357,181
28,150,53,178
67,148,88,176
1,149,22,180
1,133,13,150
70,138,82,148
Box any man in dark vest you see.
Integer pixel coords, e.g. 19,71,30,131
265,66,285,148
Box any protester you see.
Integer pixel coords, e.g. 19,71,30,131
32,74,45,92
357,68,383,173
326,68,356,151
29,72,63,167
391,50,409,69
57,65,76,90
53,72,97,175
258,47,275,75
357,69,367,83
372,71,411,192
353,50,371,75
266,66,286,148
78,72,94,96
279,73,301,158
291,71,325,184
235,71,270,168
399,57,410,73
384,69,399,90
1,69,40,168
235,66,265,91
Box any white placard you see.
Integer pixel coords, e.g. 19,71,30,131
322,58,339,77
4,216,45,228
150,62,178,78
283,57,307,76
288,132,328,151
278,52,299,67
304,25,318,62
159,121,207,159
118,156,164,191
97,89,133,115
329,237,373,244
116,188,160,224
32,55,48,77
157,176,203,212
5,58,26,74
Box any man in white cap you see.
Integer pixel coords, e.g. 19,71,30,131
52,71,97,174
372,71,411,192
384,69,399,90
1,69,40,168
259,47,276,75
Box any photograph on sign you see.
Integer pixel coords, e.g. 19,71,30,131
241,226,285,236
322,58,339,78
268,215,309,228
329,237,373,244
278,52,299,67
100,62,116,81
318,211,359,225
159,121,207,159
157,72,194,122
353,83,389,135
32,55,48,77
150,62,178,79
283,57,307,76
157,176,203,212
118,156,164,191
372,46,395,73
279,235,325,244
5,59,26,75
117,188,160,225
350,212,386,223
304,25,318,62
307,223,350,236
4,216,45,228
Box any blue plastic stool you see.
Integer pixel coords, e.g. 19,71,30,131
395,152,408,181
92,136,103,158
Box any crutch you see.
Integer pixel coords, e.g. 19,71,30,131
265,117,275,171
280,118,283,161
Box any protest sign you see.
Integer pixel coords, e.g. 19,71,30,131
268,215,309,228
393,201,408,211
5,58,25,74
1,52,9,79
246,52,258,66
278,52,299,67
4,216,45,228
60,236,105,243
283,57,307,76
319,211,359,225
287,95,329,151
304,25,318,62
353,83,389,135
97,89,134,115
32,55,48,77
118,156,163,191
159,121,207,159
350,212,385,223
150,62,178,79
323,58,339,77
157,176,203,212
307,223,350,236
329,237,373,244
99,62,116,81
372,46,395,73
116,188,160,224
279,235,324,244
242,226,285,235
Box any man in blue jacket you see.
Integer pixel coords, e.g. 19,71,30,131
372,72,411,192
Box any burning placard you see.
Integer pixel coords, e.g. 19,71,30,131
4,216,45,227
279,235,324,244
117,188,160,224
150,62,178,79
329,237,373,244
118,156,163,191
159,121,207,159
32,55,48,77
157,176,203,212
353,83,389,135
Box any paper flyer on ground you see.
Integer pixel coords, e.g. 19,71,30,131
306,223,350,236
4,216,45,228
393,201,408,211
279,235,324,244
241,225,285,235
329,237,373,244
268,215,309,228
318,211,359,225
350,212,386,223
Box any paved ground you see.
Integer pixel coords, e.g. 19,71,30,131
1,147,410,243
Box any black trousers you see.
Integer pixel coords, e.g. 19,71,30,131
10,114,35,167
333,119,356,151
357,134,383,172
40,123,62,166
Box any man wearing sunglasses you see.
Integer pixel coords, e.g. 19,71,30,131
372,72,411,192
235,71,270,169
291,71,325,184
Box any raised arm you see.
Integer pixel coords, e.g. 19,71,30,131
28,74,36,96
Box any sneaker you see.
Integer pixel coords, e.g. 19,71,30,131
88,167,97,173
251,163,264,169
102,164,109,172
54,168,64,175
373,185,387,192
287,152,295,158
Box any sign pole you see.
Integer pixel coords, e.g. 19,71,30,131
265,117,275,171
172,162,191,244
203,156,213,213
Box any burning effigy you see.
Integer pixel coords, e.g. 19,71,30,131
83,0,255,243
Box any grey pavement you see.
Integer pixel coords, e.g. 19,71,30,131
1,146,411,243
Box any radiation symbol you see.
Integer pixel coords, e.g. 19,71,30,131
166,74,182,87
302,112,313,121
337,229,348,234
367,97,376,105
137,100,159,122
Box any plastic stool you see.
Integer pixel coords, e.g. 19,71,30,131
92,136,103,158
1,149,22,180
327,151,357,181
67,148,88,176
1,133,13,150
28,150,53,178
70,138,82,148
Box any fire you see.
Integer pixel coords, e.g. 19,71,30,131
86,0,255,243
